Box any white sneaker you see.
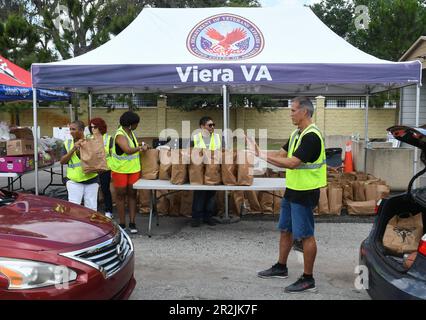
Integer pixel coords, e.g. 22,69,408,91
105,212,113,219
128,223,138,234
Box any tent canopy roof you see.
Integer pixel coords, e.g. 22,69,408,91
0,55,70,102
32,5,422,95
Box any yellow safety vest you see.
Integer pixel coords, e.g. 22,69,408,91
64,139,98,183
86,133,113,170
110,127,141,174
286,124,327,191
193,132,221,150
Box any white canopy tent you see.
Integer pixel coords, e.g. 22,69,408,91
31,4,422,194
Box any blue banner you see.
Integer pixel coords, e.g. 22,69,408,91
0,85,70,102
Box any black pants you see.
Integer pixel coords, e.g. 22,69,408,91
99,170,113,213
192,190,216,220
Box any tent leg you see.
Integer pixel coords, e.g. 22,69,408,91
414,83,421,181
69,97,74,122
363,94,369,173
33,88,39,195
222,84,229,149
88,90,93,123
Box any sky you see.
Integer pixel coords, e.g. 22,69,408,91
259,0,322,7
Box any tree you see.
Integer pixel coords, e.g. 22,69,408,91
311,0,426,61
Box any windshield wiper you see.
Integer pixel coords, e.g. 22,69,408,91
0,197,15,206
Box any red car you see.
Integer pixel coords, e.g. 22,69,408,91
0,189,136,300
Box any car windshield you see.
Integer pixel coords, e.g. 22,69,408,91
0,189,17,206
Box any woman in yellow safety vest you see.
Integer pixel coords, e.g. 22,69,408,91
191,116,222,227
88,117,114,220
60,120,99,211
110,111,147,234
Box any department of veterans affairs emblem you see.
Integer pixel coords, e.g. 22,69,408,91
187,13,264,61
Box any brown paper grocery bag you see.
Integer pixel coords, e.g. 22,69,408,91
159,149,172,180
138,190,151,214
171,149,189,184
230,191,245,215
377,184,391,200
383,214,423,255
343,183,353,205
189,148,204,185
273,190,285,214
316,187,329,215
204,150,222,185
80,137,109,174
222,149,238,185
258,191,274,214
156,190,170,215
179,191,194,217
364,182,378,201
168,191,182,216
328,185,343,215
245,191,262,213
237,150,254,186
141,149,159,180
346,200,376,215
352,181,366,201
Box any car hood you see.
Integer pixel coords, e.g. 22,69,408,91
0,193,115,251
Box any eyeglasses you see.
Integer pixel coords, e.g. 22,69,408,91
91,125,97,129
208,123,215,128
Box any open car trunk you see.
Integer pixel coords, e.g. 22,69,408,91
373,126,426,273
374,194,425,272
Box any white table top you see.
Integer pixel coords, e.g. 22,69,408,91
133,177,286,191
0,162,62,178
0,172,18,178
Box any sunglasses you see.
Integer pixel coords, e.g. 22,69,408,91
90,125,98,129
207,123,215,128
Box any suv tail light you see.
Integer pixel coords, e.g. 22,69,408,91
419,234,426,257
374,200,382,215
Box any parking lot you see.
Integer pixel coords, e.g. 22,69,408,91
6,171,372,300
129,216,371,300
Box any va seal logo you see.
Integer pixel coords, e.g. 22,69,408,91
187,13,264,61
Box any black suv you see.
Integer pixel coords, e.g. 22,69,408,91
359,125,426,300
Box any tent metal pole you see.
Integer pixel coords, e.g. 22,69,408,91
88,90,93,123
69,97,74,122
363,93,369,173
414,83,421,179
222,84,229,220
32,87,39,195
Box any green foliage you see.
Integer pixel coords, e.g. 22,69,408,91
167,94,278,112
311,0,426,61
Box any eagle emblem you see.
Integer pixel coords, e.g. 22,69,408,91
187,14,264,60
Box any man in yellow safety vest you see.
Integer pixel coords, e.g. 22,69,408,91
60,120,99,211
191,116,222,227
252,97,327,294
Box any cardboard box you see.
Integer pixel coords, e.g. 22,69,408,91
0,140,6,156
0,156,34,173
7,139,34,156
9,127,34,139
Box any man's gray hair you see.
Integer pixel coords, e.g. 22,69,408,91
292,96,314,118
71,120,85,131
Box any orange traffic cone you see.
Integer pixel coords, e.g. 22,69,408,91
344,141,354,173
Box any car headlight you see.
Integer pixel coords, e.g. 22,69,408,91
0,258,77,290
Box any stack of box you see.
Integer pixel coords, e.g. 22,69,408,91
0,127,35,173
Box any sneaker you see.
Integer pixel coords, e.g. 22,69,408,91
128,223,138,234
257,263,288,279
284,275,317,293
105,212,113,219
293,239,303,253
118,223,126,230
191,219,201,227
203,217,216,226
